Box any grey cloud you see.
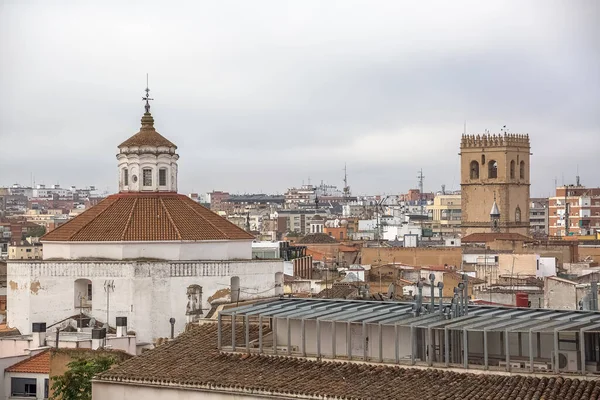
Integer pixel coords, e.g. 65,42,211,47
1,0,598,196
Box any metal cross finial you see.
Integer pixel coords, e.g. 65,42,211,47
142,73,154,113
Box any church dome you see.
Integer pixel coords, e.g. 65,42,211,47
40,86,254,260
42,193,253,242
118,112,177,150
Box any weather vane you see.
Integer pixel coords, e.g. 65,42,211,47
142,73,153,113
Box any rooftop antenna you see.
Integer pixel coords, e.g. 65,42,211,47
576,165,580,187
142,73,153,113
417,169,425,215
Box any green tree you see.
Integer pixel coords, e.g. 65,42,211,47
51,355,115,400
23,224,46,239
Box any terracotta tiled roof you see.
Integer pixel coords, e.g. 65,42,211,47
98,323,600,399
462,233,535,243
42,193,254,242
118,112,176,149
298,233,338,244
6,350,50,374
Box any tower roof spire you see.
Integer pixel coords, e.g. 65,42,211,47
490,193,500,217
142,73,153,114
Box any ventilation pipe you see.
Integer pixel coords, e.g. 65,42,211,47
437,282,444,314
458,283,465,317
591,282,598,311
451,292,458,318
31,323,46,348
429,273,436,313
463,274,469,316
416,281,424,316
169,317,176,339
116,317,127,338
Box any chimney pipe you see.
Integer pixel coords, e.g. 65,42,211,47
463,274,469,316
31,323,46,348
458,283,465,317
416,281,424,316
91,328,106,350
169,318,176,339
55,328,60,349
591,282,598,311
429,273,436,313
116,317,127,338
437,282,444,314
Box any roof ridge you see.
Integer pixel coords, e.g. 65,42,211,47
120,197,138,241
180,196,231,239
159,197,182,240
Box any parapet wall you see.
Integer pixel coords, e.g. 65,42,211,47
460,133,530,149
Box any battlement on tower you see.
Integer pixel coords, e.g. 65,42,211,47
460,133,530,149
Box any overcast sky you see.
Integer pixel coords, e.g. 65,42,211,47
1,1,598,197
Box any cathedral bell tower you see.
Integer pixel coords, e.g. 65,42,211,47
460,131,531,236
116,84,179,193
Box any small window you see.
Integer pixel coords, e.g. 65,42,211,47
515,207,522,222
123,168,129,186
159,168,167,186
87,283,93,301
519,161,525,179
510,160,515,179
11,377,37,397
26,248,32,253
142,169,152,186
488,160,498,179
481,154,485,164
45,378,49,399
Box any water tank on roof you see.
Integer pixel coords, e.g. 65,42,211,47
515,292,529,308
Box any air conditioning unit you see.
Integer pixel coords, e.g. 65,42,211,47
551,351,579,372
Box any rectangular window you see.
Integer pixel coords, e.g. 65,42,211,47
123,169,129,186
45,379,49,399
26,249,32,253
87,283,93,301
142,169,152,186
11,377,37,397
159,169,167,186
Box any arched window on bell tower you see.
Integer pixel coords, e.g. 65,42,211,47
520,161,525,179
470,160,479,179
515,206,522,223
510,160,515,179
488,160,498,179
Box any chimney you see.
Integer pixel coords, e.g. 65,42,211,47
31,323,47,348
91,328,106,350
116,317,127,337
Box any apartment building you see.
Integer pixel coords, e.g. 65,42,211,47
529,198,549,236
428,194,461,236
548,186,600,236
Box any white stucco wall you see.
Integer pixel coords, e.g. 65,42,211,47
7,260,283,344
92,382,276,400
42,240,253,261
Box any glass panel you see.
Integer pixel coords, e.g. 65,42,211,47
159,169,167,186
11,377,37,397
143,169,152,186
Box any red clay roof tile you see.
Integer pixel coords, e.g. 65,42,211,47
97,323,600,399
6,350,50,374
42,193,254,242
